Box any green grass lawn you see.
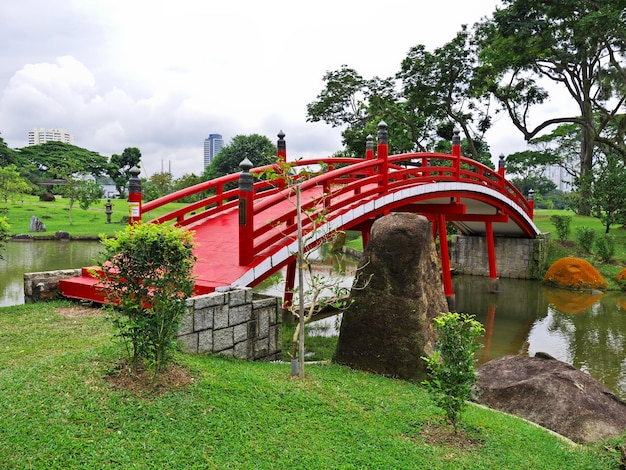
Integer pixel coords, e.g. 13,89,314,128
1,196,185,237
0,301,621,469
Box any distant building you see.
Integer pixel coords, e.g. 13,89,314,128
28,127,74,146
203,134,224,169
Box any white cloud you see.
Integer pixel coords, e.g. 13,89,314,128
0,0,534,178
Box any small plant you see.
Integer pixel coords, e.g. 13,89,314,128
99,223,196,383
422,312,485,432
575,226,596,253
550,214,571,241
595,234,615,263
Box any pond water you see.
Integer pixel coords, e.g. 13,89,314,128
3,241,626,399
0,240,103,307
258,267,626,400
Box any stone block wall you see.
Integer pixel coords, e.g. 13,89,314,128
24,269,82,303
24,270,282,361
177,288,282,361
450,234,549,280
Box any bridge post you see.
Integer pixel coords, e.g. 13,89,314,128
498,154,506,190
452,129,461,179
277,130,286,163
366,134,374,175
485,221,499,293
437,213,456,311
238,158,255,266
377,121,388,191
128,166,142,224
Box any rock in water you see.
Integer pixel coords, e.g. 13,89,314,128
474,354,626,443
29,216,46,232
334,213,447,381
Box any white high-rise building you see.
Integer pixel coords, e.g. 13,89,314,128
28,127,74,146
203,133,224,169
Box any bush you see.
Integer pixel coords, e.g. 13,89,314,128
617,269,626,291
595,234,615,263
0,217,9,259
422,312,484,432
550,215,571,240
575,226,596,253
99,223,196,382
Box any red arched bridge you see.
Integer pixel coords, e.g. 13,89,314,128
60,123,540,307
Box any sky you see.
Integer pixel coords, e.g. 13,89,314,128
0,0,541,178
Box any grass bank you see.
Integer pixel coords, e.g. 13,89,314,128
2,196,182,237
0,301,621,469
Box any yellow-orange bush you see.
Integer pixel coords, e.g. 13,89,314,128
617,268,626,291
542,257,607,290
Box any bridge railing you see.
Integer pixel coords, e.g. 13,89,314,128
139,125,533,267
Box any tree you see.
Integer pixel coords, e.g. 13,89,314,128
173,173,204,203
58,174,104,225
475,0,626,215
307,28,498,162
589,152,626,233
203,134,276,182
17,142,109,182
0,165,31,211
99,223,196,383
0,134,18,167
108,147,142,198
142,171,174,201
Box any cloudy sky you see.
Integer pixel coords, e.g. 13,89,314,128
0,0,537,178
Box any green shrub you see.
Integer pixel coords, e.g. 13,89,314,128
0,217,9,259
422,312,485,432
575,226,596,253
550,215,571,240
595,234,615,263
99,223,196,382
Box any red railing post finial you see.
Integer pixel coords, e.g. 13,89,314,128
377,121,388,190
277,130,286,163
498,154,506,190
452,129,461,157
528,189,535,220
238,158,255,266
127,166,142,224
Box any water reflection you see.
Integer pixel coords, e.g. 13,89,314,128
0,240,103,307
260,270,626,400
449,275,626,399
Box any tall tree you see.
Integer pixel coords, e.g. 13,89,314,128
0,134,18,167
475,0,626,215
0,165,31,211
307,29,497,162
202,134,276,181
17,142,109,184
108,147,142,198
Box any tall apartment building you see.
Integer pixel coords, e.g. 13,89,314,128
203,133,224,169
28,127,74,146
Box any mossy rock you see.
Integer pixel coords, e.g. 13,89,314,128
542,257,607,290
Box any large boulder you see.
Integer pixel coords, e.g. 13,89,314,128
474,354,626,443
333,213,447,381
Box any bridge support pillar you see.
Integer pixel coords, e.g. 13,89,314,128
437,213,455,312
283,260,296,316
485,221,499,293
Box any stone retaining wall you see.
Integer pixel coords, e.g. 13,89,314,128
450,234,549,279
178,288,282,361
24,269,82,303
24,270,282,361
